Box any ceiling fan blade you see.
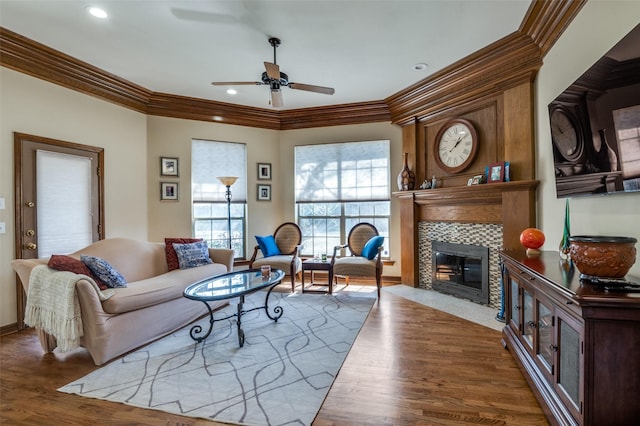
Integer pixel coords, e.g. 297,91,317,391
264,62,280,80
211,81,262,86
289,82,335,95
270,89,284,108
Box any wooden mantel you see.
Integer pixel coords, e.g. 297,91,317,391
393,180,539,285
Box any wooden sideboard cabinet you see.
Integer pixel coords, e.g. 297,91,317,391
499,250,640,426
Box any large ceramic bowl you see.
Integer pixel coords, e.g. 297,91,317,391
569,235,637,279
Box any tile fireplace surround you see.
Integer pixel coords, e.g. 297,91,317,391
419,222,503,308
394,180,539,309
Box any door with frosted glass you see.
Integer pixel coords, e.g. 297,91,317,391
14,133,104,328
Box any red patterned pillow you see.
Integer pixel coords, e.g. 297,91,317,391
165,238,203,271
48,254,109,290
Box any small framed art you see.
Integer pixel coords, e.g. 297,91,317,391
257,162,272,180
257,184,271,201
488,162,505,183
160,182,179,201
160,157,179,177
470,175,484,185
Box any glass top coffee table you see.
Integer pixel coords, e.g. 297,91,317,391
183,268,285,347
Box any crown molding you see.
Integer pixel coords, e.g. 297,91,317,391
385,32,542,125
0,27,151,113
0,2,581,130
519,0,587,58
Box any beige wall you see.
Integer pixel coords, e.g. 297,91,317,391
146,116,281,244
146,117,403,278
0,68,149,327
536,0,640,276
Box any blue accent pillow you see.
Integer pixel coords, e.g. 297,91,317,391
172,241,213,269
81,255,127,288
255,235,281,257
361,236,384,260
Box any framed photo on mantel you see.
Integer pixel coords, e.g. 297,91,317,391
488,162,505,183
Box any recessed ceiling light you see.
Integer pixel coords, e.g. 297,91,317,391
87,6,108,19
413,63,428,71
226,89,237,95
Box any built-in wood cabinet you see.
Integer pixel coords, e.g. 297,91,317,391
500,250,640,426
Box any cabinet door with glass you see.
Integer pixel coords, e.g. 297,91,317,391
555,309,584,424
535,296,554,381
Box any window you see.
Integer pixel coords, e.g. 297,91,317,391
295,140,390,257
192,140,247,259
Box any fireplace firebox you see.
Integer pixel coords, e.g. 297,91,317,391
432,241,489,305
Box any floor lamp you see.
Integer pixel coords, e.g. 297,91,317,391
217,176,238,250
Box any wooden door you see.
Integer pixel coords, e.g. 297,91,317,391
13,132,104,329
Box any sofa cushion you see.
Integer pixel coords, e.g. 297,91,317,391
172,241,213,269
101,262,228,314
256,235,281,257
165,237,202,271
361,236,384,260
48,255,108,290
81,255,128,288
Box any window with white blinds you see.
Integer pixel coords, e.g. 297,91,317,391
192,140,247,258
295,140,390,202
295,140,390,257
36,150,93,257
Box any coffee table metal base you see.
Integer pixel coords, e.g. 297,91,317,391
188,281,283,347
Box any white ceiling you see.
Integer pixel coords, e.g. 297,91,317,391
0,0,532,110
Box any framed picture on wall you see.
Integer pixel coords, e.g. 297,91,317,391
160,157,179,177
160,182,179,201
257,184,271,201
257,162,272,180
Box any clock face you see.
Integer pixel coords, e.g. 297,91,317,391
434,118,478,173
550,107,582,161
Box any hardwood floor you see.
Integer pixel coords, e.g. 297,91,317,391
0,289,548,425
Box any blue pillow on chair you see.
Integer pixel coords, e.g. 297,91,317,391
361,236,384,260
256,235,281,257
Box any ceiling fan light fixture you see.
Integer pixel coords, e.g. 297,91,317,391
86,6,108,19
226,89,237,95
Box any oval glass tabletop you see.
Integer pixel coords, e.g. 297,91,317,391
184,269,285,301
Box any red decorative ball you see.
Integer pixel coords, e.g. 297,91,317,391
520,228,545,250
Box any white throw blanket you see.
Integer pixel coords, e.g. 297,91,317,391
24,265,114,352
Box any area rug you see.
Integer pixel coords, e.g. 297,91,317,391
58,291,375,425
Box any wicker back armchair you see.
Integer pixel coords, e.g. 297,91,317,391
331,222,383,298
249,222,302,292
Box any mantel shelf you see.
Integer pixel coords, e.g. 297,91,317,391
392,180,540,204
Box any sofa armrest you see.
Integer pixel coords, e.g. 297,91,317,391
11,258,49,293
208,248,234,272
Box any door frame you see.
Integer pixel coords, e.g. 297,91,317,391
13,132,105,330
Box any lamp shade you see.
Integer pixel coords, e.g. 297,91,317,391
217,176,238,186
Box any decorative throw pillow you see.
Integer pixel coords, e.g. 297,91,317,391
165,237,202,271
48,254,109,290
172,240,213,269
80,255,127,288
255,235,281,257
361,236,384,260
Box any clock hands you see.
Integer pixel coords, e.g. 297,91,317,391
448,135,463,153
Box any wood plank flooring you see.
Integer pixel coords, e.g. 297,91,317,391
0,289,548,425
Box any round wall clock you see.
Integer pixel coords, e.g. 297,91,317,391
549,106,583,162
434,118,479,174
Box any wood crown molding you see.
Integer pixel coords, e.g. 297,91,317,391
0,2,581,129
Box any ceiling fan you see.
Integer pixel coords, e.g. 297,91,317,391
212,37,335,108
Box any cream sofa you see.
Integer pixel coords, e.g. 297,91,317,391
11,238,233,365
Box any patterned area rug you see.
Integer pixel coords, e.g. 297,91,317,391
59,291,375,425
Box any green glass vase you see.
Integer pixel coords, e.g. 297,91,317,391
559,199,571,260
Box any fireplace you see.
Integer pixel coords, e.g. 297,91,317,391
432,241,489,305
